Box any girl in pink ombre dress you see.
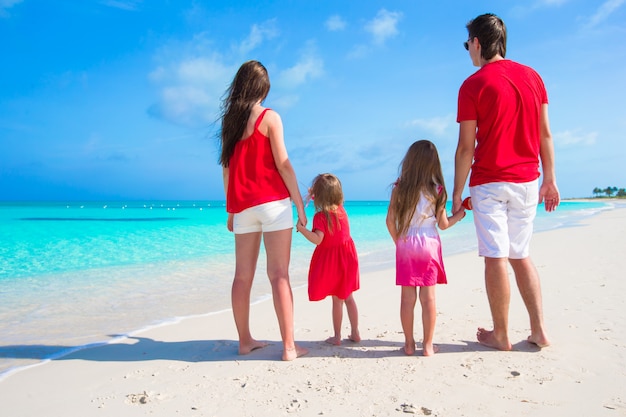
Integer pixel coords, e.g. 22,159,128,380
386,140,466,356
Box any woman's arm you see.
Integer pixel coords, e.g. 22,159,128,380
222,167,233,232
265,110,307,227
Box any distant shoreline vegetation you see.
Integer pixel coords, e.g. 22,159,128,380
592,187,626,198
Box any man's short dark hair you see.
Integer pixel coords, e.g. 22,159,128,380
467,13,507,60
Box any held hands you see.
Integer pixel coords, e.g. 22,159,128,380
296,207,308,229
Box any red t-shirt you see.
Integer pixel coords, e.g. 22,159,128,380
226,109,290,213
457,60,548,186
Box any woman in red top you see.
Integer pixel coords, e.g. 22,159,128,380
219,60,308,361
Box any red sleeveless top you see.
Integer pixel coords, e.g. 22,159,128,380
226,109,290,214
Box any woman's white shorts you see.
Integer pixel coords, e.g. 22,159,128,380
233,197,293,234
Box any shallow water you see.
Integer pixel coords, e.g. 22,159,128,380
0,199,611,378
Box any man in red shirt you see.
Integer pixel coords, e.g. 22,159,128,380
453,13,560,351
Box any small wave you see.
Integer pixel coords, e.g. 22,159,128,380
19,217,187,222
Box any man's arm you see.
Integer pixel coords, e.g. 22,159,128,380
537,103,560,212
453,120,476,213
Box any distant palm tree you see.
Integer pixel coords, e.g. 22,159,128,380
604,186,618,197
593,187,603,197
617,188,626,197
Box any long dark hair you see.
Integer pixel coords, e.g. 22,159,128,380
219,60,270,167
390,140,447,237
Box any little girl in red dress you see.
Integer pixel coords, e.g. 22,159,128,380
296,173,360,345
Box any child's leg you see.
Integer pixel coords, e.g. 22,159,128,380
400,286,418,355
344,293,360,342
419,285,438,356
326,296,344,345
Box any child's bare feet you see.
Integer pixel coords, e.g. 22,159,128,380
325,336,341,346
282,344,309,361
347,331,361,343
402,341,416,356
422,343,439,356
476,327,512,351
238,339,269,355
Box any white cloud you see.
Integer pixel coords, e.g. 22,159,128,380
177,57,231,84
99,0,142,11
238,20,279,55
585,0,625,28
511,0,569,17
325,15,346,31
554,129,598,147
148,50,233,127
537,0,569,5
277,43,324,88
347,44,370,59
365,9,402,46
0,0,23,17
407,115,455,137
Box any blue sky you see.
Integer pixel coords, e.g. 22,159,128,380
1,0,625,201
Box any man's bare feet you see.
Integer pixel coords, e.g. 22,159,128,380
527,333,550,348
476,327,512,351
282,344,309,361
325,336,341,346
238,339,269,355
422,343,439,356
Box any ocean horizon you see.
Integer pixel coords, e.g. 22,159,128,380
0,199,613,379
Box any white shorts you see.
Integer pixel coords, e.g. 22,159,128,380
233,198,293,234
470,181,538,259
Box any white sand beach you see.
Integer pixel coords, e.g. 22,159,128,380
1,204,625,417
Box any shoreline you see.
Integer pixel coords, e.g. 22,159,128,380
1,205,626,416
0,200,618,381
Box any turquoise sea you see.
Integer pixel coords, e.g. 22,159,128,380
0,200,612,378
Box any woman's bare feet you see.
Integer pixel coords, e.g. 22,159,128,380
476,327,512,351
325,336,341,346
238,339,269,355
282,344,309,361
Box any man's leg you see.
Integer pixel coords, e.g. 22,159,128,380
509,257,550,347
478,257,513,351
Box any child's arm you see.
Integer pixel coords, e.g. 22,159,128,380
296,222,324,245
437,205,466,230
386,191,398,243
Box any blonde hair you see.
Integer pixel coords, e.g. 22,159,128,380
307,173,344,234
390,140,447,237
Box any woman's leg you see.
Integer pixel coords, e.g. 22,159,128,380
400,286,417,355
263,229,308,360
419,285,438,356
232,232,266,354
